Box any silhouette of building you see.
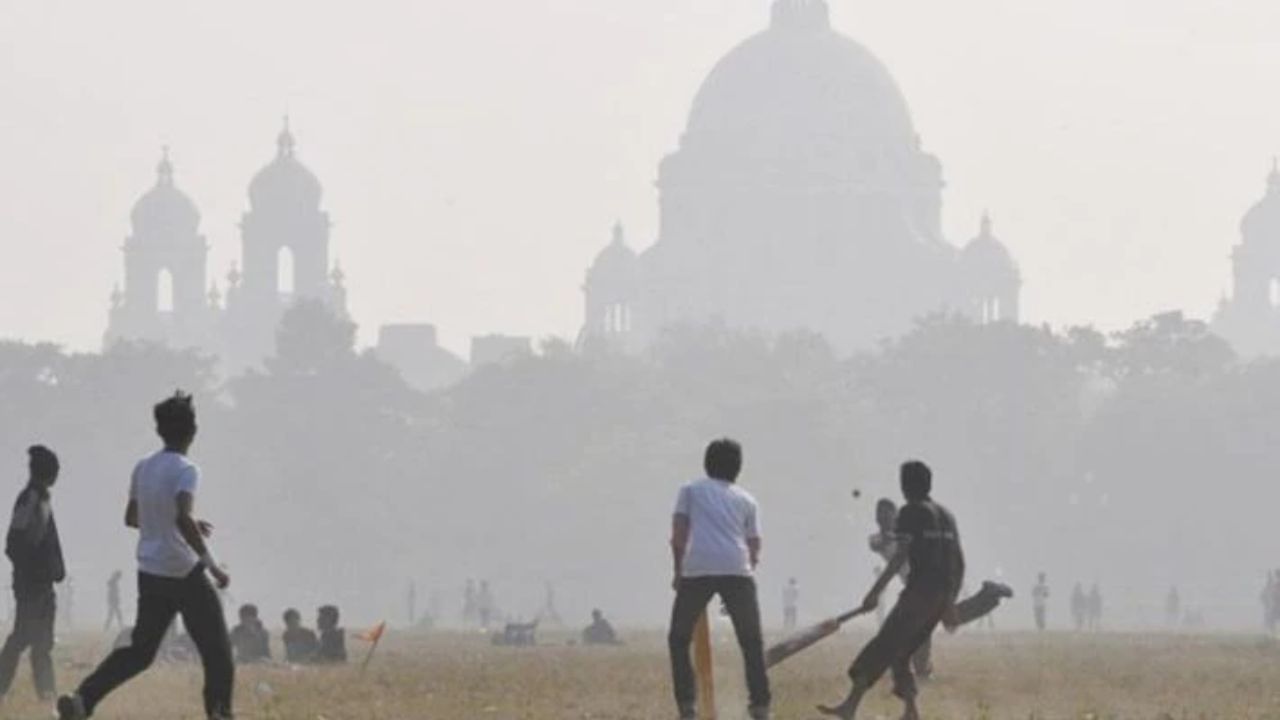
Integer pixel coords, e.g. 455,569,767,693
582,0,1021,353
222,119,347,373
1214,161,1280,356
106,121,350,373
374,324,467,393
105,148,217,351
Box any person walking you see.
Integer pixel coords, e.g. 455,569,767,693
103,571,124,632
0,446,66,702
1032,573,1050,631
58,392,233,720
667,438,770,720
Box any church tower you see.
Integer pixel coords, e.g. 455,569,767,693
959,213,1021,324
105,148,213,350
224,119,346,371
1214,161,1280,355
581,221,640,351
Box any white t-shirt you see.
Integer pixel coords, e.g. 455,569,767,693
130,450,201,578
674,477,760,578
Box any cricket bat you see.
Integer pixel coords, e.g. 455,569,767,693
764,606,869,669
694,611,717,719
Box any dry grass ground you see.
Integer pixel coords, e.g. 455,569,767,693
3,629,1278,719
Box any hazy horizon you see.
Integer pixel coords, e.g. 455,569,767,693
5,0,1280,355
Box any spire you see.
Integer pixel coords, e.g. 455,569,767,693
277,115,296,159
156,145,174,186
611,220,626,246
979,211,993,239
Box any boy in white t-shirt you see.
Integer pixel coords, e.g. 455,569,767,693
668,438,770,720
59,392,232,720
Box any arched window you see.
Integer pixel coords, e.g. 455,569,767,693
157,269,175,314
278,246,295,297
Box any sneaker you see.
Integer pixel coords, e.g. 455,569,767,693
985,580,1014,599
56,693,87,720
748,705,771,720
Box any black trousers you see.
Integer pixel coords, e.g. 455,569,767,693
668,576,771,712
0,585,56,698
77,567,233,717
849,589,949,701
909,580,1006,679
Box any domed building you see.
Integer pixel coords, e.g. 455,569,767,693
1214,161,1280,355
105,148,216,350
107,121,348,373
583,0,1020,352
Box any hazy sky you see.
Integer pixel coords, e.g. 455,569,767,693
3,0,1280,355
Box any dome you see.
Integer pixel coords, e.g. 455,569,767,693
131,148,200,235
1241,160,1280,243
682,0,916,158
586,222,638,288
960,214,1019,281
248,119,322,211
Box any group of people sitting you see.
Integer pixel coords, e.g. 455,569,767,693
228,603,348,664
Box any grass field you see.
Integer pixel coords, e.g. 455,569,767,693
5,629,1279,718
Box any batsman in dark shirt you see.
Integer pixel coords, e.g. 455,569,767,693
819,461,963,720
0,446,66,702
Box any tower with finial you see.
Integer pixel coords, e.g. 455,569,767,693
1213,158,1280,355
223,118,346,372
959,212,1021,324
581,220,640,350
105,146,215,350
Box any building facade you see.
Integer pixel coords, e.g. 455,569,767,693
1214,162,1280,356
582,0,1021,353
106,121,348,374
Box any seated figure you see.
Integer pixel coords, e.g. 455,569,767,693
282,608,319,664
229,604,272,663
316,605,347,663
582,609,621,646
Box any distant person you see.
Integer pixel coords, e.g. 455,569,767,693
783,578,799,631
281,608,318,663
818,461,964,720
315,605,347,663
667,438,770,720
1087,583,1103,631
539,582,563,626
407,581,417,627
478,581,495,630
104,570,125,632
1031,573,1050,631
1070,583,1087,632
1164,586,1181,629
462,579,478,625
1266,570,1280,634
0,446,66,702
229,604,271,663
582,609,620,646
58,392,233,720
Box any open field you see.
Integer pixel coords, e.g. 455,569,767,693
5,630,1279,719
